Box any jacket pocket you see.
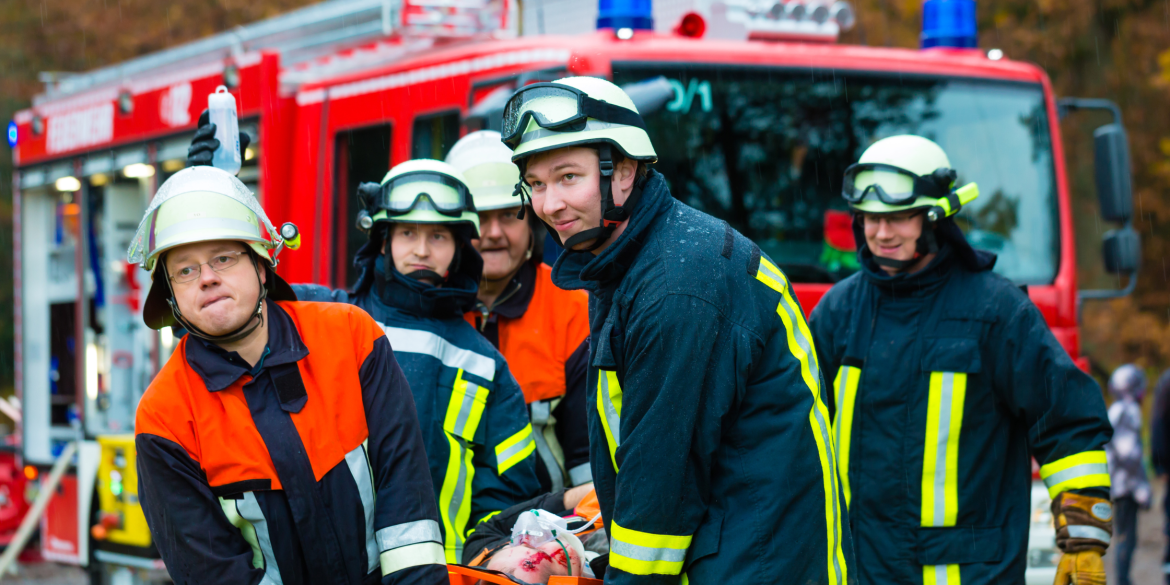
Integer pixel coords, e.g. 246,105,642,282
920,337,982,374
916,526,1002,565
683,509,723,572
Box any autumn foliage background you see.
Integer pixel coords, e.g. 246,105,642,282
1,0,1169,390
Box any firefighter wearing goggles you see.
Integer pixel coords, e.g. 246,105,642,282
293,159,542,565
503,76,855,584
129,166,448,585
810,135,1114,585
446,131,593,496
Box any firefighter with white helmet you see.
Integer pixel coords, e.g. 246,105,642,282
130,166,448,585
502,76,855,583
445,131,593,500
293,159,542,564
810,135,1114,585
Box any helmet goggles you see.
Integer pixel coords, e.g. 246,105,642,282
501,82,647,149
841,162,954,206
364,170,476,218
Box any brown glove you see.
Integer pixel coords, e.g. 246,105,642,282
1053,550,1105,585
1051,492,1112,553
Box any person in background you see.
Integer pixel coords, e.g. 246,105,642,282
293,160,542,564
446,131,592,493
1149,368,1170,583
1106,364,1151,585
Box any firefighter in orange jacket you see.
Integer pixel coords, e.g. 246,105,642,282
446,131,593,493
128,166,447,585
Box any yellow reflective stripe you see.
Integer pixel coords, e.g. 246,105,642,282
1039,451,1110,498
921,372,966,528
219,497,263,570
380,542,445,576
443,369,490,441
923,562,961,585
610,522,691,576
597,369,623,472
440,372,483,564
833,365,861,509
759,257,845,585
495,424,536,475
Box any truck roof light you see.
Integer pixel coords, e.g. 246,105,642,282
716,0,852,42
597,0,654,31
921,0,977,49
675,12,707,37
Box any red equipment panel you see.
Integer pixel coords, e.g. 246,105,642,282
41,474,81,565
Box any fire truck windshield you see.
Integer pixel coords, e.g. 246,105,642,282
612,63,1060,285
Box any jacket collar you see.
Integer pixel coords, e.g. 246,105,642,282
475,260,538,320
858,241,956,298
551,170,671,291
186,299,309,392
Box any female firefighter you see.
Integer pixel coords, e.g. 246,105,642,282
293,159,542,564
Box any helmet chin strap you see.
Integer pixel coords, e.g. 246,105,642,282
515,143,642,253
869,212,940,272
166,256,267,345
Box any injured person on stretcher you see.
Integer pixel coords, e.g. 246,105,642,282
459,484,607,584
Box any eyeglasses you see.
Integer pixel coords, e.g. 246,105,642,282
168,251,248,284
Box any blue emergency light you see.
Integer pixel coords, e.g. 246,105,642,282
920,0,977,49
597,0,653,31
6,121,16,148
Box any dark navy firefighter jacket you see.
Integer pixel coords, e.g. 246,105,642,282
136,299,448,585
809,223,1113,585
294,232,541,565
552,170,855,585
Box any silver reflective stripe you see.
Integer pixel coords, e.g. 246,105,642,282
610,540,688,564
497,429,536,469
519,120,641,146
776,291,843,585
834,366,852,446
236,493,283,585
377,519,443,551
531,426,564,492
450,384,481,439
383,327,495,381
1067,525,1112,545
758,260,786,287
157,217,261,243
344,445,379,573
448,436,471,560
929,373,957,527
568,463,593,486
932,564,950,585
1042,463,1110,490
599,372,621,448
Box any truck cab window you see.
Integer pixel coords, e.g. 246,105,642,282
335,125,392,290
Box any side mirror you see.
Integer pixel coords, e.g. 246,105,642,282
1093,124,1133,222
1102,227,1140,274
621,76,675,117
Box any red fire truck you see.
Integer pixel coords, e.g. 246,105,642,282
7,0,1138,581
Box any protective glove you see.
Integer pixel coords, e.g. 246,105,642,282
187,109,251,168
1053,550,1105,585
1051,492,1111,585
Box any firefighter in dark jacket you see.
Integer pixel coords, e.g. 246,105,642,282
502,76,854,584
446,130,593,493
293,159,541,564
129,166,447,585
809,135,1114,585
